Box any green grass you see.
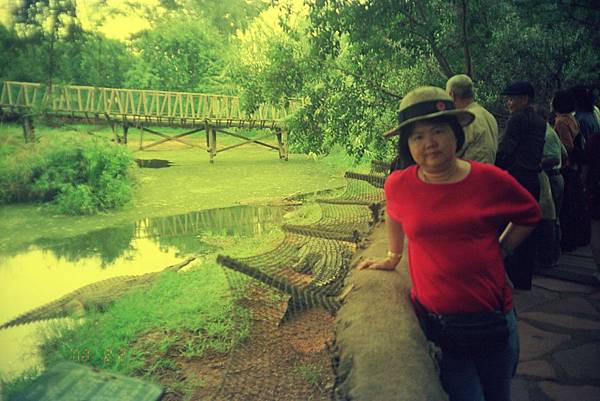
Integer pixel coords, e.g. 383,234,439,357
293,362,328,393
41,263,241,373
283,202,324,226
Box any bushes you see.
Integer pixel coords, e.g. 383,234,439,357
0,134,135,214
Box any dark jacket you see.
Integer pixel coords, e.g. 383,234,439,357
496,106,545,174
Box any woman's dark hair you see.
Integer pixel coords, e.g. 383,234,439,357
570,86,596,112
395,115,465,168
552,89,576,114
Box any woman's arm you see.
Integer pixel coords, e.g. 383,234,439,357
498,222,536,258
357,215,405,270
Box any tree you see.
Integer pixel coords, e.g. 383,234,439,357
307,0,484,79
124,15,227,92
11,0,82,86
510,0,600,89
232,0,599,161
75,32,132,88
158,0,269,35
0,25,24,80
232,3,310,107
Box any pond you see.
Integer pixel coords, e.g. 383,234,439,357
0,205,286,380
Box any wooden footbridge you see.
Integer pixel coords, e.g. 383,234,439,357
0,81,303,161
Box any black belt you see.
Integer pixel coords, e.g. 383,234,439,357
510,167,541,175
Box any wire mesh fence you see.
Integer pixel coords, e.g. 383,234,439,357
212,160,389,400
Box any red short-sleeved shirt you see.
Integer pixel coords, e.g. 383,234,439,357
385,161,541,315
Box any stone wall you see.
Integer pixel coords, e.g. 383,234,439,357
333,222,448,401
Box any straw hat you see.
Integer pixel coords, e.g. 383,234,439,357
384,86,475,137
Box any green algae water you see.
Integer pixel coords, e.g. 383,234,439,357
0,205,285,380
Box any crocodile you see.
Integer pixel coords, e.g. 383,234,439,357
0,257,195,331
216,254,341,316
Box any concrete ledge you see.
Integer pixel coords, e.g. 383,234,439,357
333,222,448,401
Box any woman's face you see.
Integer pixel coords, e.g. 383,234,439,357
408,121,457,171
506,95,528,113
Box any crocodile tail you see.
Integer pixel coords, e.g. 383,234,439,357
0,301,72,330
0,258,196,331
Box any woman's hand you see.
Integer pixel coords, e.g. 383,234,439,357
357,255,401,271
357,216,405,271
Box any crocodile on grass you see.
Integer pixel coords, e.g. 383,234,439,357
0,257,195,331
216,254,342,316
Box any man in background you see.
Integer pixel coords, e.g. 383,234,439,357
496,81,546,290
446,74,499,163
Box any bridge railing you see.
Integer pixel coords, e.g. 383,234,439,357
0,81,303,122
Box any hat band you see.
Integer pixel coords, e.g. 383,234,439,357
397,100,455,125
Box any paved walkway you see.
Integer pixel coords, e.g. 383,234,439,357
512,246,600,401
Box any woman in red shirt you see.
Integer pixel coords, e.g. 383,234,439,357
358,86,541,401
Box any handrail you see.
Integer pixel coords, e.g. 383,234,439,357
0,81,303,122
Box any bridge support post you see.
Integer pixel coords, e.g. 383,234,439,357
209,127,217,163
138,125,144,150
111,122,129,145
276,129,284,159
110,122,119,143
22,115,35,143
122,123,129,145
205,122,210,154
277,130,289,161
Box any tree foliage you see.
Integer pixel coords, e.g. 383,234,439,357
1,0,598,162
1,0,132,88
125,15,227,92
12,0,82,84
159,0,269,35
231,0,599,160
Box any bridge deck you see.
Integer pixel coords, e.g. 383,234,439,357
0,81,301,129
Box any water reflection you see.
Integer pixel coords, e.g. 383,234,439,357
139,205,284,239
0,205,286,379
30,205,285,267
34,225,137,267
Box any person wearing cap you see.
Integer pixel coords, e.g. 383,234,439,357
496,81,546,290
446,74,498,164
357,86,541,401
